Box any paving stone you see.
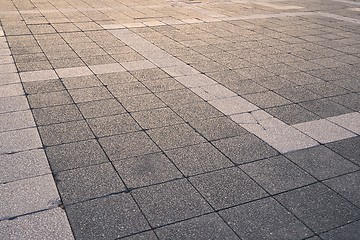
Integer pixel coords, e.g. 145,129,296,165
299,98,352,118
62,75,102,89
281,72,324,85
0,128,42,154
0,110,35,132
55,163,125,205
114,152,182,188
19,70,57,82
275,183,360,233
320,220,360,240
191,84,237,101
122,60,156,71
89,63,125,74
65,193,150,240
156,89,203,108
87,113,141,137
0,63,17,73
130,68,170,81
156,213,239,240
56,66,92,78
119,93,166,112
328,112,360,134
326,136,360,165
241,156,316,194
121,231,158,240
69,86,112,103
175,74,216,88
97,72,138,85
77,99,126,119
243,91,291,108
46,139,108,172
0,73,20,85
294,119,356,144
142,77,185,92
219,197,313,240
209,96,259,115
147,123,206,150
107,82,150,97
131,107,183,129
305,82,350,98
132,179,212,227
28,91,73,108
286,145,359,180
0,83,24,98
99,131,160,161
189,116,247,141
173,101,223,122
324,171,360,208
265,104,320,125
23,79,65,94
0,149,50,184
213,134,278,164
0,96,29,114
38,120,94,146
0,208,74,240
32,104,82,126
329,93,360,111
0,174,60,220
274,86,321,103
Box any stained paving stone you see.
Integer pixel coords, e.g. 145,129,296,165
285,145,359,180
27,91,73,108
113,152,182,188
23,79,65,94
189,167,268,209
55,163,125,205
65,193,150,240
132,179,212,227
241,156,316,194
45,139,108,172
275,183,360,233
32,104,83,126
319,221,360,240
131,107,184,129
155,213,239,240
219,197,313,240
212,134,278,164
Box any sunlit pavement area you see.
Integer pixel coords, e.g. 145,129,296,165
1,0,360,239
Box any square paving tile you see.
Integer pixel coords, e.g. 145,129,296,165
173,101,223,122
241,156,316,194
146,123,206,150
107,82,150,97
0,96,29,114
328,112,360,134
62,75,102,89
97,72,138,85
329,93,360,112
131,107,183,129
299,98,352,118
56,66,92,78
142,77,185,93
130,68,170,81
189,167,268,209
274,86,321,103
77,99,126,119
156,89,203,108
285,145,359,180
209,96,259,115
89,63,125,74
265,104,320,125
32,104,82,126
275,183,360,233
46,139,109,172
119,94,166,112
0,83,24,98
87,113,141,137
99,131,160,161
23,79,65,94
55,163,125,205
27,91,73,108
243,91,291,108
0,128,42,154
113,152,182,188
0,110,35,132
65,194,150,240
120,231,158,240
68,86,112,103
212,134,278,164
326,136,360,164
155,213,239,240
20,70,58,82
219,197,313,240
132,179,212,227
320,220,360,240
38,120,94,146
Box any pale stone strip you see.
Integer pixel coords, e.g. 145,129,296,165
327,112,360,135
20,70,58,82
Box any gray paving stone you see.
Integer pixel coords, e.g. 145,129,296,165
107,82,150,97
190,167,268,209
23,79,65,94
38,120,94,146
243,91,291,108
69,86,112,103
27,91,73,108
156,213,239,240
320,221,360,240
281,72,324,86
77,99,126,118
305,82,349,98
209,96,259,115
0,96,29,114
56,66,92,78
0,83,24,98
142,77,185,93
131,107,184,129
89,63,125,74
324,171,360,208
0,149,50,184
0,73,20,85
46,139,108,172
219,197,313,240
129,68,170,82
275,183,360,233
32,104,82,126
326,136,360,165
274,86,322,103
65,193,150,240
0,174,60,220
62,75,102,89
0,128,42,154
19,70,58,82
119,93,166,112
99,131,160,161
0,208,74,240
97,72,138,85
241,156,316,194
173,101,223,122
212,134,278,164
0,110,35,132
285,146,359,180
265,104,320,125
155,89,203,108
329,93,360,111
299,98,352,118
56,163,125,205
146,123,206,150
114,152,182,188
87,113,141,137
132,179,212,227
120,231,158,240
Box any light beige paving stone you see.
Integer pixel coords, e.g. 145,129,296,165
327,112,360,134
293,119,356,144
209,96,259,115
123,22,146,28
0,49,11,56
121,60,156,71
0,110,35,132
0,96,29,114
0,208,74,240
162,64,200,77
0,56,13,64
0,83,24,98
0,64,17,74
0,149,50,183
19,70,57,82
143,21,166,27
175,74,216,88
0,128,42,154
150,57,184,68
89,63,125,74
0,73,20,85
191,84,237,101
101,24,126,30
0,174,60,220
55,66,92,78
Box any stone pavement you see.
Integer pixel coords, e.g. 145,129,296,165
1,0,360,239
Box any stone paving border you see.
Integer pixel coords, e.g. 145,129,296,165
0,25,74,239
